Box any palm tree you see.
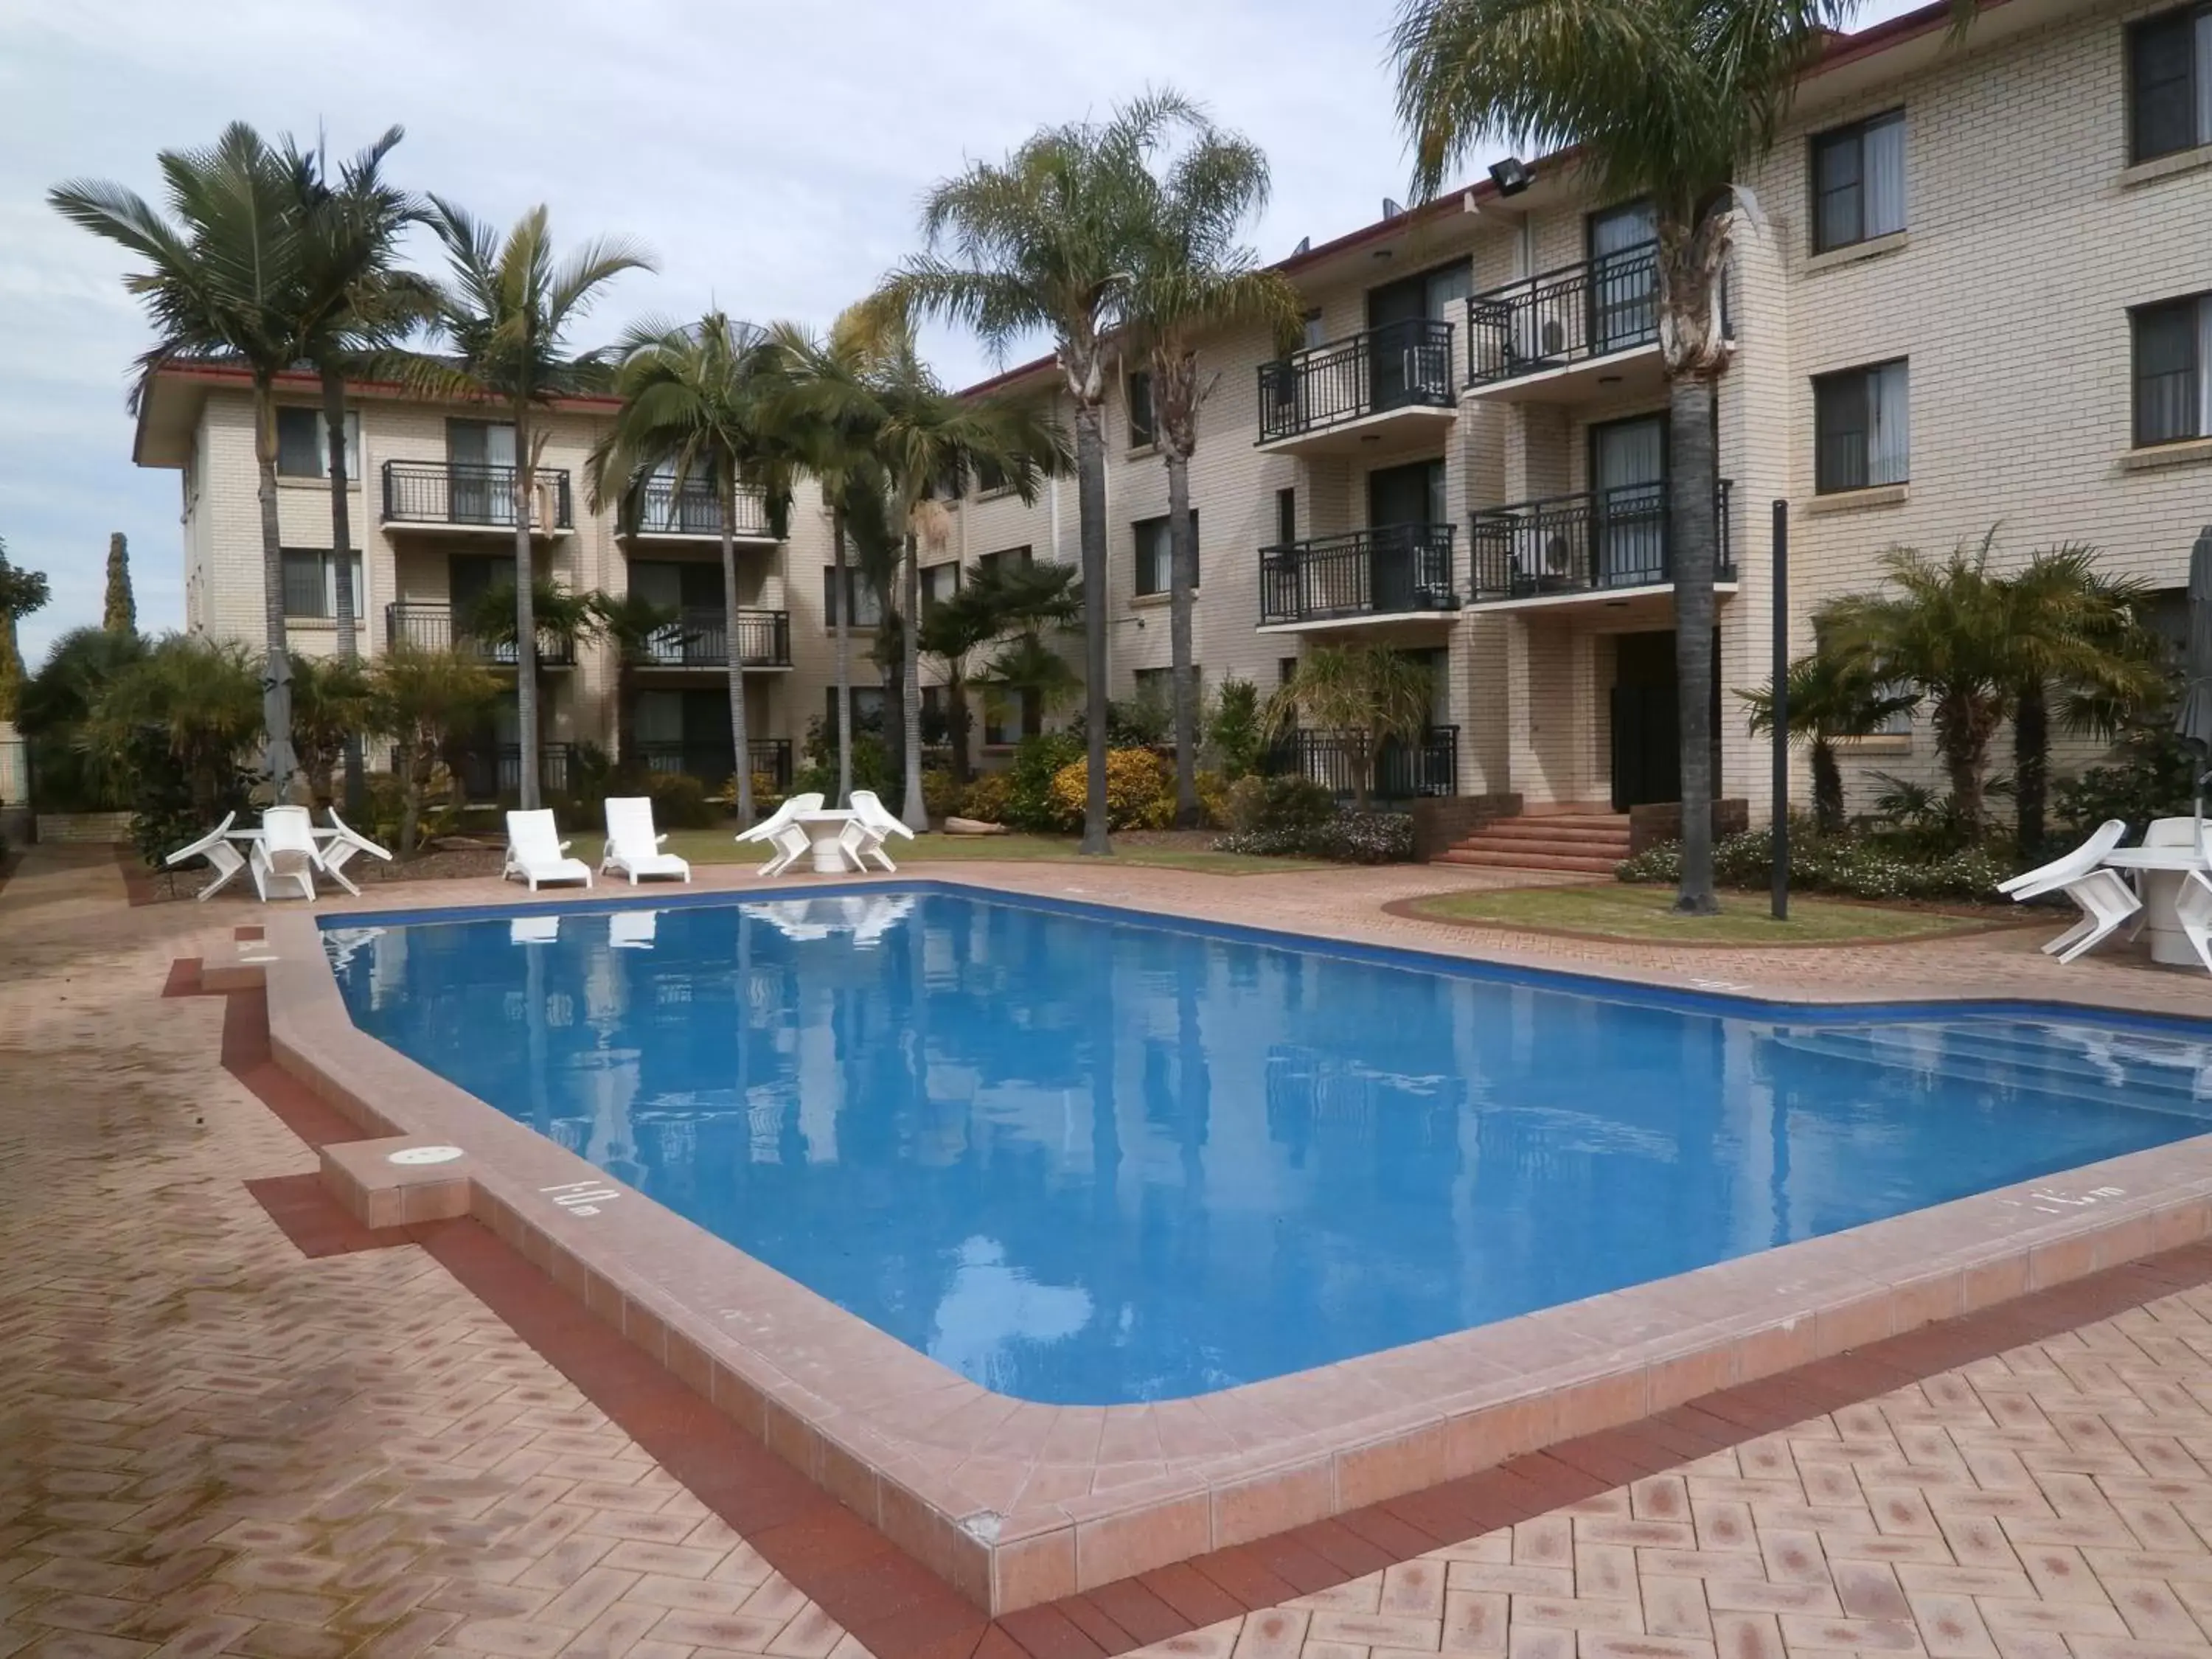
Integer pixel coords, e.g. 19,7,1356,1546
879,91,1205,855
396,200,653,810
1263,646,1434,810
1739,653,1916,835
586,589,681,780
918,558,1084,783
289,125,430,813
1123,122,1303,826
588,312,795,824
366,644,501,854
288,652,375,809
83,636,265,818
52,122,316,796
1392,0,1973,912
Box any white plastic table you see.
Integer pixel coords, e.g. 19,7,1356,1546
2101,845,2205,967
789,810,861,874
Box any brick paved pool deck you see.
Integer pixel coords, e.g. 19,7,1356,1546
9,844,2212,1659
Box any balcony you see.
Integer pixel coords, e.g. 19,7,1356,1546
1254,319,1458,455
381,461,573,533
1270,726,1460,801
1464,244,1667,402
1466,480,1735,608
633,739,795,793
620,476,777,543
383,602,577,667
1259,524,1460,630
624,608,793,670
445,742,579,801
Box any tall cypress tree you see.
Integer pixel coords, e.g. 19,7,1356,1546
102,532,136,635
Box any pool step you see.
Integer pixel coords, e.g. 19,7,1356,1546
1440,809,1632,875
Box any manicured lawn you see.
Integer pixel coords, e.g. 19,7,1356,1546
1404,883,2011,944
663,828,1321,875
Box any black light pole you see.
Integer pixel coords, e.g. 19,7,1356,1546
1771,498,1790,922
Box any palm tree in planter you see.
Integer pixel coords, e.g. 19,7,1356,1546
588,312,796,825
1738,652,1916,835
1262,645,1434,811
396,201,653,810
367,644,501,855
1122,121,1303,826
52,122,314,795
586,589,682,785
879,91,1204,855
1391,0,1973,912
288,124,431,815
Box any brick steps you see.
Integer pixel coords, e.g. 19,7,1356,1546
1435,847,1624,875
1442,806,1631,875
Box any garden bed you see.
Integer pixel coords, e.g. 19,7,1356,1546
1391,884,2031,946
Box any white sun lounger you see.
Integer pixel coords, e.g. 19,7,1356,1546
251,805,327,902
845,788,916,873
164,811,246,902
600,797,692,885
503,810,594,891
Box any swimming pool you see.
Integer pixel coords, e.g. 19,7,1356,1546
325,886,2212,1407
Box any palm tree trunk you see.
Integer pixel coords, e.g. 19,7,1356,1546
947,671,972,786
723,479,757,827
1667,375,1720,916
252,379,298,799
320,368,364,818
1935,692,1991,826
900,531,926,831
1074,401,1112,856
1811,737,1846,837
2014,679,2048,856
1166,446,1199,827
832,503,853,808
512,400,541,811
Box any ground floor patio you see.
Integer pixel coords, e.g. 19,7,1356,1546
7,846,2212,1659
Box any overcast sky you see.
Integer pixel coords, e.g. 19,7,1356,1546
0,0,1924,666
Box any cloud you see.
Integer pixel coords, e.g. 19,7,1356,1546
0,0,1930,667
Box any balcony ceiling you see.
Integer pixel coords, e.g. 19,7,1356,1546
1256,403,1458,459
1465,579,1740,620
1256,608,1464,639
1465,342,1674,406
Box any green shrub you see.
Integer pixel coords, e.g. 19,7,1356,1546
1222,772,1336,835
921,768,963,822
1205,677,1265,781
1618,827,2013,902
1004,730,1087,831
1215,809,1416,864
2056,719,2201,839
644,771,717,830
1194,769,1229,830
790,715,896,801
960,772,1014,824
1049,748,1175,830
1106,692,1172,748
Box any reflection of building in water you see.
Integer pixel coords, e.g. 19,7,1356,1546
1263,1045,1464,1186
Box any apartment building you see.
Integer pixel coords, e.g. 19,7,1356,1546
135,0,2212,825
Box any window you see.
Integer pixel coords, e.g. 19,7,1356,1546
984,687,1039,747
822,566,883,627
1810,109,1906,253
1812,360,1910,493
276,408,360,479
279,548,362,619
1278,656,1299,686
920,560,961,619
2133,293,2212,445
973,454,1009,495
1132,666,1200,709
1276,487,1298,547
1301,310,1326,351
1133,512,1198,597
2129,3,2212,164
823,685,886,737
1126,369,1157,450
976,545,1033,580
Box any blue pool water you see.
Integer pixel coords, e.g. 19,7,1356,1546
326,888,2212,1406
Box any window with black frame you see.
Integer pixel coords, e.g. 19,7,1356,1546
279,548,362,619
1812,360,1910,493
1810,110,1906,254
2130,2,2212,163
2134,293,2212,445
1133,512,1198,597
821,566,883,628
275,408,360,479
1126,369,1156,450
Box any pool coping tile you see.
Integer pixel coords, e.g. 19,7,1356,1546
248,885,2212,1617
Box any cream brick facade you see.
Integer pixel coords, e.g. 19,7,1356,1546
138,0,2212,821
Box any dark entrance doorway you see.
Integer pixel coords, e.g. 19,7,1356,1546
1366,459,1444,613
1608,629,1722,811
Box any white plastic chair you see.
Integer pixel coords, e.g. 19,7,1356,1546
735,792,823,877
164,811,247,902
251,805,327,902
600,796,692,885
608,909,658,950
845,788,917,873
1998,819,2127,900
2177,826,2212,975
503,810,594,891
2145,816,2200,848
321,808,393,897
2043,869,2144,964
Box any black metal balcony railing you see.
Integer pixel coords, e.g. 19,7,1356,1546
625,608,792,669
622,476,773,539
1465,243,1660,386
633,739,795,793
384,602,577,667
1467,479,1735,602
439,742,577,800
381,460,574,530
1256,319,1455,444
1259,524,1460,627
1267,726,1461,801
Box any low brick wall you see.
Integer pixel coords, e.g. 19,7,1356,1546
1411,793,1522,862
35,812,135,845
1627,798,1749,857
